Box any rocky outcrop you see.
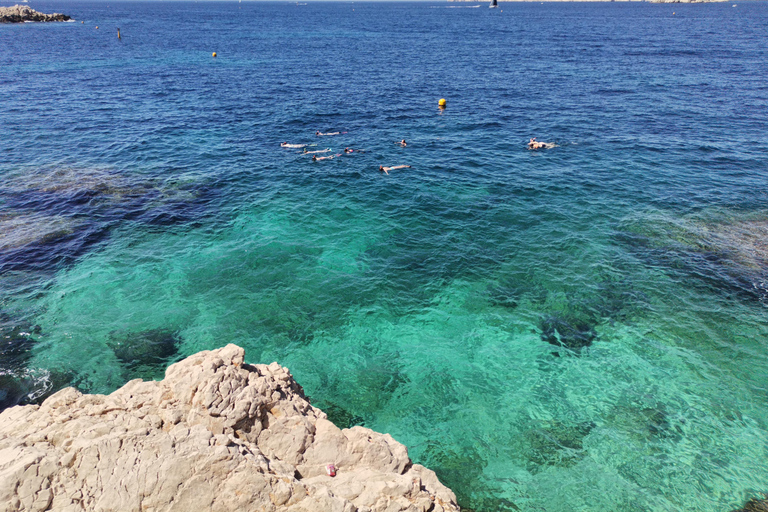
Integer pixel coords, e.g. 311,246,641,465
0,345,459,512
0,5,71,23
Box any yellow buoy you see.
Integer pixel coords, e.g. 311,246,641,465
438,98,447,107
95,26,99,29
212,52,217,58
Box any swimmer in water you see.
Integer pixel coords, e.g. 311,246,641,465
304,148,331,154
379,165,411,175
312,154,341,161
528,137,555,150
281,142,307,148
396,140,407,147
344,147,364,153
316,131,346,136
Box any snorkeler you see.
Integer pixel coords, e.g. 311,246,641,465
528,137,556,150
379,165,411,175
312,154,341,161
281,142,307,148
316,131,346,136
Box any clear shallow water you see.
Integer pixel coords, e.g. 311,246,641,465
2,1,768,510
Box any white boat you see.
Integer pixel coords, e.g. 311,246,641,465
490,0,498,8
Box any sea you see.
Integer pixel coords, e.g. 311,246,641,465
2,1,768,510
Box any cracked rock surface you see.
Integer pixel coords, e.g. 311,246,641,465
0,344,459,512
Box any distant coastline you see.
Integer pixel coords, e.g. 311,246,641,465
446,0,728,3
0,4,71,23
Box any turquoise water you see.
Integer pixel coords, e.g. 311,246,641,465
2,2,768,510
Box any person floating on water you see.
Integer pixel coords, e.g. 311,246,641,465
396,139,407,147
312,154,341,161
281,142,307,148
344,147,363,153
304,148,331,154
316,131,346,136
528,137,556,150
379,165,411,175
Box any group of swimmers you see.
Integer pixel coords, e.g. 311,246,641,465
280,133,553,175
280,133,412,174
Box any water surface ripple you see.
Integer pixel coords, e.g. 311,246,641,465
2,2,768,510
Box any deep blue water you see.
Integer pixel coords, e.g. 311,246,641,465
2,1,768,510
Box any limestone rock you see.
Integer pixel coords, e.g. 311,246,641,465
0,344,459,512
0,5,71,23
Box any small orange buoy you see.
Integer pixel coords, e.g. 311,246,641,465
95,26,99,29
212,52,217,58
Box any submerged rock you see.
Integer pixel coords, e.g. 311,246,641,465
522,420,594,473
108,327,181,370
0,5,71,23
540,313,597,352
0,167,212,273
0,344,459,512
731,495,768,512
617,210,768,303
420,442,489,511
0,214,80,252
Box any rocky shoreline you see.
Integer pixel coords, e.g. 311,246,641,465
0,345,459,512
0,5,71,23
